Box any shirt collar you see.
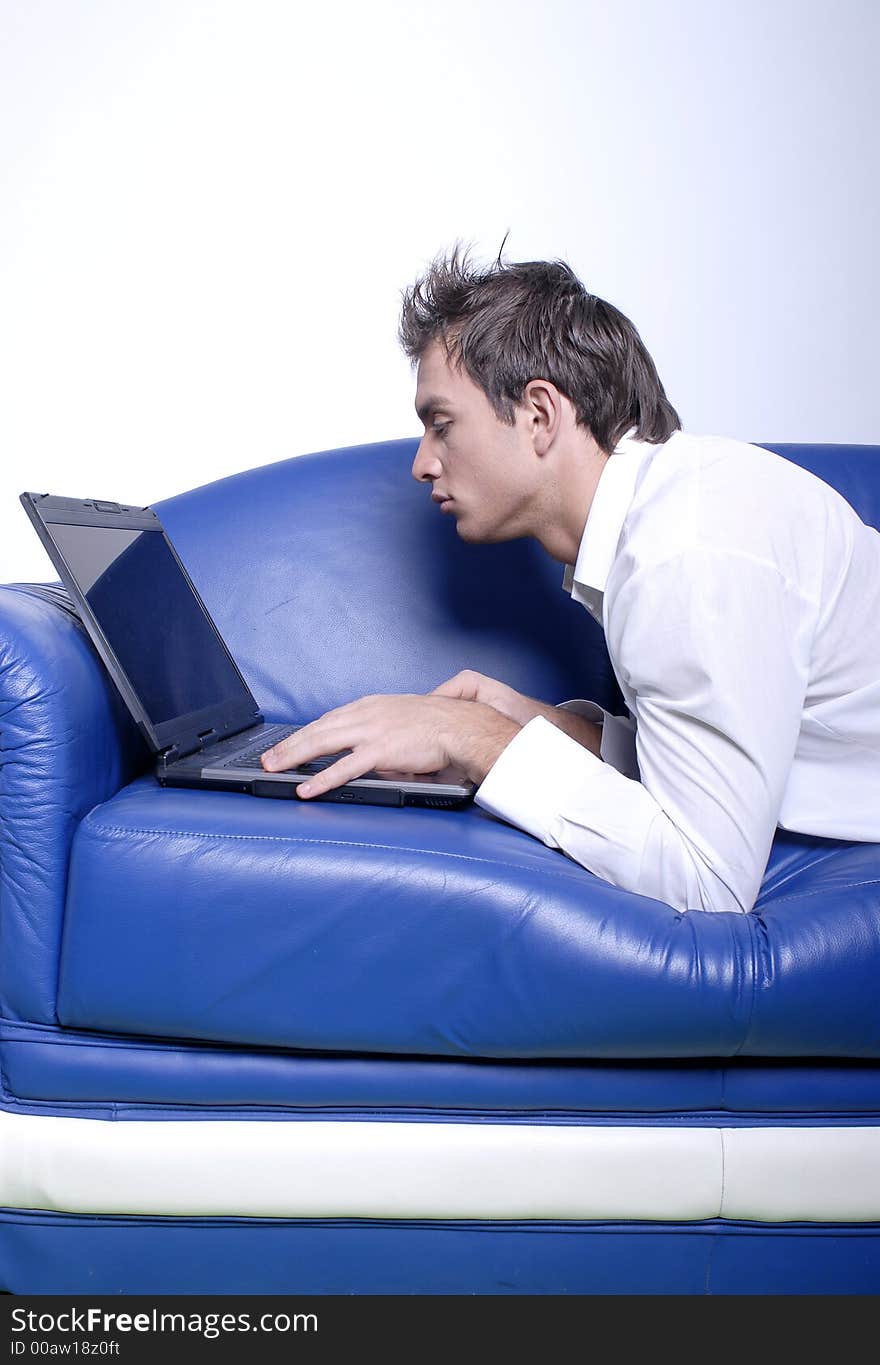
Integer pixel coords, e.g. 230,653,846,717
562,427,659,602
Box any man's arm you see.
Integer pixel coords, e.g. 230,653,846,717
476,547,813,914
429,670,603,757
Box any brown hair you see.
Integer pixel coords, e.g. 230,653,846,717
399,241,681,453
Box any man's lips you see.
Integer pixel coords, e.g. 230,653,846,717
431,492,453,510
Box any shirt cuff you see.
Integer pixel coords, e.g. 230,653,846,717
557,699,639,781
475,714,606,846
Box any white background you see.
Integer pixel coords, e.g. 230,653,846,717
2,0,877,581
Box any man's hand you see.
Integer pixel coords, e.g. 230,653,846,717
260,694,521,798
431,670,603,757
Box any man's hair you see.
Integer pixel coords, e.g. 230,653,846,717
399,242,681,453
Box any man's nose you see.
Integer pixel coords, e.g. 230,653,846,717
411,436,441,483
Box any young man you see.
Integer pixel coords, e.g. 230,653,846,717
262,248,880,914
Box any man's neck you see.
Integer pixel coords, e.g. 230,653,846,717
531,437,610,565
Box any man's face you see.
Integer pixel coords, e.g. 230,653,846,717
412,340,540,543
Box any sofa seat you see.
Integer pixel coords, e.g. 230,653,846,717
57,773,880,1059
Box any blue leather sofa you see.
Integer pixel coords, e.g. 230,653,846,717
1,438,878,1295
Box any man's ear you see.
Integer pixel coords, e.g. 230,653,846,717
523,379,563,455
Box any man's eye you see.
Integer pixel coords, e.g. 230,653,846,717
433,422,450,438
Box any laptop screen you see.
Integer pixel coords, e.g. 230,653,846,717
48,520,254,729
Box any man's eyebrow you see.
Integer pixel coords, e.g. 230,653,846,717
415,394,453,424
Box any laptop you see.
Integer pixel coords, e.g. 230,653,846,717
20,492,475,809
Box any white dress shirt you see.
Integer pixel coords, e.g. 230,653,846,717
476,428,880,914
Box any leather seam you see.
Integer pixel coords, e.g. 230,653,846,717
6,1020,880,1070
752,877,880,908
734,915,769,1057
4,1098,880,1124
755,847,842,902
719,1129,727,1218
6,1211,878,1232
81,822,615,888
79,827,880,906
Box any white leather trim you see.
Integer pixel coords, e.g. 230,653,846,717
0,1112,717,1219
1,1112,878,1221
721,1126,880,1221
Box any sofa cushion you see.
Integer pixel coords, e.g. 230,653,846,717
57,776,880,1058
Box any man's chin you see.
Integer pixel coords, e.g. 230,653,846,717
448,506,513,544
456,519,508,545
455,520,491,545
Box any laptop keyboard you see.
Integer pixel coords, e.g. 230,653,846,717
221,729,350,775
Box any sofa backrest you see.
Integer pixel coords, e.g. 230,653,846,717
154,440,880,724
155,438,621,724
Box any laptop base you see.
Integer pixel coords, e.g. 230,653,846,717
158,768,468,808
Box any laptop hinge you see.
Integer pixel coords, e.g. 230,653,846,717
159,745,181,773
159,742,194,772
159,728,218,771
159,715,263,772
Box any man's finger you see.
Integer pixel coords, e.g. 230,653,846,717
430,673,474,700
262,720,346,771
296,751,377,799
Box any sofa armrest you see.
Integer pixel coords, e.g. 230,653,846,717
0,584,149,1024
